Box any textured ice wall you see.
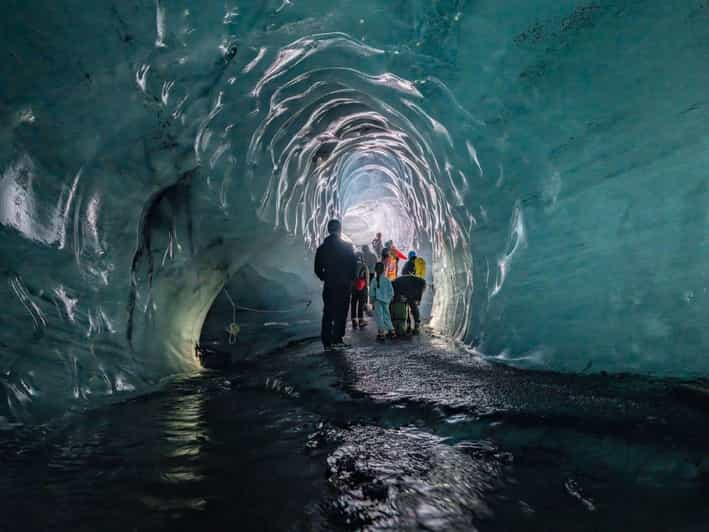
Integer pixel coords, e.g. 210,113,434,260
1,0,708,422
461,2,709,376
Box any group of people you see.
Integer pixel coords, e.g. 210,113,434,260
315,220,427,348
368,232,427,341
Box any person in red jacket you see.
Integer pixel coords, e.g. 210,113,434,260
385,240,407,261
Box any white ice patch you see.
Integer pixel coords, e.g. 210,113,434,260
161,80,175,105
155,0,167,47
16,108,36,124
136,64,150,92
115,374,136,392
54,286,78,322
466,140,484,177
490,201,526,299
223,7,239,24
0,155,81,249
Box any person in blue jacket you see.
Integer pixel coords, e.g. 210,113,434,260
370,262,395,341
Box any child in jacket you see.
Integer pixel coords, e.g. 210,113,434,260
370,262,395,340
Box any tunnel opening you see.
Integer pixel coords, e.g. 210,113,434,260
196,146,447,366
190,32,478,367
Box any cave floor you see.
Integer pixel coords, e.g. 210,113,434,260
1,325,708,531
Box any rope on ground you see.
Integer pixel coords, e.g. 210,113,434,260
222,288,312,342
235,300,312,314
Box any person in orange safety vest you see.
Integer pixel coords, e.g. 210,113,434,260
383,240,406,280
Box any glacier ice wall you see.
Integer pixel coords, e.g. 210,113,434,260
1,0,708,422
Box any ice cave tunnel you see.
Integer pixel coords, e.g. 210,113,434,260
2,0,709,423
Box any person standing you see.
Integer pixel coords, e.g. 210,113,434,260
351,252,369,329
383,241,406,280
381,245,395,281
385,240,407,262
314,219,357,348
401,250,417,276
370,262,395,341
371,232,383,258
361,244,378,276
392,273,426,335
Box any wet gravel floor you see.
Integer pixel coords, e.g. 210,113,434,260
1,327,708,531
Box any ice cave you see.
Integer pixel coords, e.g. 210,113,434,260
1,1,708,530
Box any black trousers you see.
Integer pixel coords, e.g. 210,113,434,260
322,283,351,346
406,301,420,328
351,289,367,321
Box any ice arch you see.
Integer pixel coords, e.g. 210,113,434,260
1,0,709,422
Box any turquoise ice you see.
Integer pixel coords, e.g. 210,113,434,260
1,0,709,421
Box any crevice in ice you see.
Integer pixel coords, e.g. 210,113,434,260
127,166,196,350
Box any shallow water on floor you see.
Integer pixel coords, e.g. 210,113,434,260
1,331,707,531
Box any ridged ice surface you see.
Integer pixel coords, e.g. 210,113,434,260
1,1,709,421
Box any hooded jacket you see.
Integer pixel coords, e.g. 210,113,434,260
401,258,416,276
370,274,394,304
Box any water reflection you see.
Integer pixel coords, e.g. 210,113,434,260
1,335,707,531
147,385,208,510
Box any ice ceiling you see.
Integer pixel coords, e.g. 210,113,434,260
1,0,708,422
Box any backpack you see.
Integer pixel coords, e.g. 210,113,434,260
414,257,426,278
354,264,367,291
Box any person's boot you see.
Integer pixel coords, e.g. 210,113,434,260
359,319,367,328
352,320,358,329
413,323,421,335
331,338,351,348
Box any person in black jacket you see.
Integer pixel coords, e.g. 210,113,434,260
351,252,369,329
392,274,426,335
401,250,417,276
314,219,357,348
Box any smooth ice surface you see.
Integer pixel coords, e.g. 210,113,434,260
2,0,709,421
